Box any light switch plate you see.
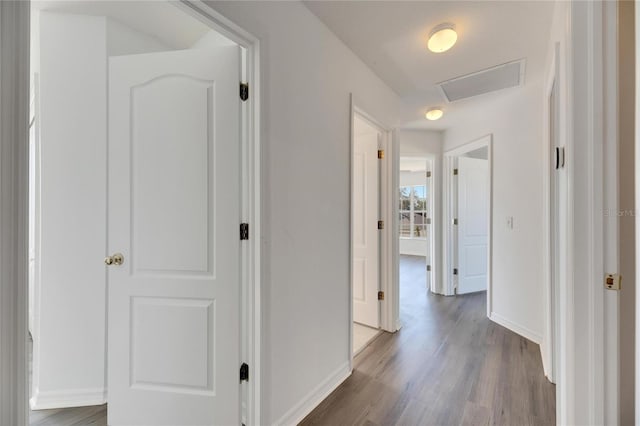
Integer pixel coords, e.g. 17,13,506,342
605,273,621,290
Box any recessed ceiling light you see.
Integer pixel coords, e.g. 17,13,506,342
425,108,444,121
428,24,457,53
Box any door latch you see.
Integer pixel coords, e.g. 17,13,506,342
104,253,124,266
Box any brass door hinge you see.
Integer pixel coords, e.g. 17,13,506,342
378,291,385,301
453,168,458,175
378,150,385,159
605,273,622,290
426,171,432,178
378,220,384,230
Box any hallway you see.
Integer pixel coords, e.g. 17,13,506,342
301,256,555,425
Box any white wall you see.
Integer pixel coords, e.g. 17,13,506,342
191,29,236,49
205,2,407,423
444,82,544,343
106,19,168,56
34,12,109,408
399,129,443,155
32,11,173,409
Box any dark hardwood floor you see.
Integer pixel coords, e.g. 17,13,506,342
301,255,555,426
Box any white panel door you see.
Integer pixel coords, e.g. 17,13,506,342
107,47,241,425
353,132,379,328
457,157,489,294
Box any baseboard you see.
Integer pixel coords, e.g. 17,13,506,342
539,341,549,375
539,342,556,383
489,312,542,344
272,361,351,426
30,387,107,410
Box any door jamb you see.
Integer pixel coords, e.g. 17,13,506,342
542,42,560,384
173,2,262,424
349,96,393,371
442,135,493,317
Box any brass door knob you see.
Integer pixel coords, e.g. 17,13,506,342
105,253,124,266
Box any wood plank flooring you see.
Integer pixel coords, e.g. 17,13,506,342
301,255,555,426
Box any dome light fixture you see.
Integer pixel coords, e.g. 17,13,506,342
428,23,457,53
425,108,444,121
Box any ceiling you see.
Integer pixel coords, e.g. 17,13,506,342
304,1,555,130
33,1,212,49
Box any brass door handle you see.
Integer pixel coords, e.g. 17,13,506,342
104,253,124,266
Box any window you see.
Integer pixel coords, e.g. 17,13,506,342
399,185,427,239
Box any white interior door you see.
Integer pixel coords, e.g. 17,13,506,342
457,157,489,294
352,130,380,328
107,47,241,425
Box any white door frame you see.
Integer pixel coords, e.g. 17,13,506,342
425,156,437,295
442,135,492,316
0,1,263,424
349,96,393,369
542,42,560,384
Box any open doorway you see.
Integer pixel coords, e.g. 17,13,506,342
351,111,384,356
26,2,260,425
398,157,433,315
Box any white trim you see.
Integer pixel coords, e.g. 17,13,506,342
560,2,575,423
272,361,351,426
539,345,550,382
0,1,30,425
602,1,619,424
391,129,401,331
426,155,439,294
30,388,107,410
349,96,354,369
635,0,640,421
542,42,560,384
571,2,610,424
489,312,542,345
443,135,493,318
566,1,617,424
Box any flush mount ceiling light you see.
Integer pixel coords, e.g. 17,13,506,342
428,23,457,53
425,108,444,121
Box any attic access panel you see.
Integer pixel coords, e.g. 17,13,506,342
438,59,526,102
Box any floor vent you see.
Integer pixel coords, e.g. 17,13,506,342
438,59,526,102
